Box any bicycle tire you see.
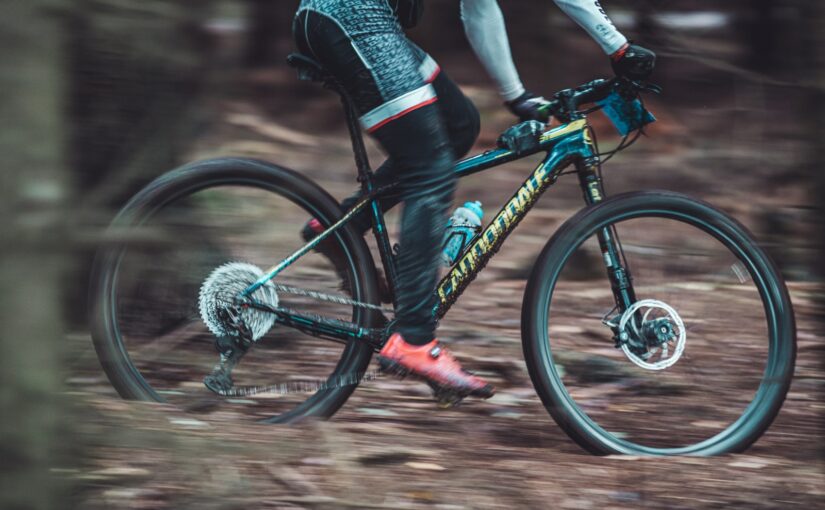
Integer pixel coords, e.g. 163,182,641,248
89,157,382,422
522,190,796,455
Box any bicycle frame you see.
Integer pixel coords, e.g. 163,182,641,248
244,98,638,348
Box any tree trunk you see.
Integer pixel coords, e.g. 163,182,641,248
0,0,74,508
801,0,825,461
811,7,825,278
244,0,299,67
64,0,218,329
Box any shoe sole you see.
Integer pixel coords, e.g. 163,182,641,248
376,355,495,401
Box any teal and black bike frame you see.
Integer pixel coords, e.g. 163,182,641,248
243,89,638,348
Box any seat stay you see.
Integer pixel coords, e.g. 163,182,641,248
241,182,395,297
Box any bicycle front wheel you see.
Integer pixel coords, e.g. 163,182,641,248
522,191,795,455
90,158,382,423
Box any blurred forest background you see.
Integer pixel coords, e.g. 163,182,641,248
1,0,823,508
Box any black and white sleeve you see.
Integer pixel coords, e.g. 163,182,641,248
553,0,628,55
460,0,526,102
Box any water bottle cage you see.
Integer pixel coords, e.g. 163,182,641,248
442,224,482,265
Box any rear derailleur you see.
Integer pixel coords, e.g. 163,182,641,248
203,305,253,395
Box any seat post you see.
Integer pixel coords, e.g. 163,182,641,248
288,52,375,189
338,93,374,191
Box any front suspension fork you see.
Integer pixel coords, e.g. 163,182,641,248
576,161,638,319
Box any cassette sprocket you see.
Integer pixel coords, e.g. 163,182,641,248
198,262,278,341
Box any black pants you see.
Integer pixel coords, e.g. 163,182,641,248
294,6,480,344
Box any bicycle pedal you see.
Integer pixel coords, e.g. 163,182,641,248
427,382,466,409
204,370,234,395
434,390,465,409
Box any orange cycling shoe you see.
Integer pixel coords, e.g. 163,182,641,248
377,333,495,404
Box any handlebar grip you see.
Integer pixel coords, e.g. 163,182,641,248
573,78,616,106
541,78,660,123
536,101,558,122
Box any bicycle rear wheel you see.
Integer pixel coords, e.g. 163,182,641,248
90,158,382,422
522,191,795,455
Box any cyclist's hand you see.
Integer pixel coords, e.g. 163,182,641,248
506,91,551,122
611,43,656,81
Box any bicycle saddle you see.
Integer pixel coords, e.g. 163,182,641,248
286,53,328,83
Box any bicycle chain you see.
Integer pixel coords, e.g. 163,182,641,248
211,370,383,398
206,283,392,397
270,282,394,315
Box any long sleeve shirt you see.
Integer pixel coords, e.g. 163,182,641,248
460,0,627,100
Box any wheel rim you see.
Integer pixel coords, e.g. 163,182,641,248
94,174,372,423
538,207,790,455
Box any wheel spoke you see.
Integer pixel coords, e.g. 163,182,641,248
91,162,377,423
524,192,794,455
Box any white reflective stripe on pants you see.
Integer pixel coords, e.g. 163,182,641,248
359,84,438,133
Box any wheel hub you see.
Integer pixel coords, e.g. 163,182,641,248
618,299,686,371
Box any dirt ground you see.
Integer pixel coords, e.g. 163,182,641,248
67,34,825,509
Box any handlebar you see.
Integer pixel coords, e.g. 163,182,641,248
539,77,661,123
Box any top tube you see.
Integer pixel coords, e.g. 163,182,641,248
454,119,588,178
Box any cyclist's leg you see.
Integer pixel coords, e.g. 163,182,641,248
294,3,454,345
408,42,481,161
337,65,481,235
296,10,478,235
371,109,454,344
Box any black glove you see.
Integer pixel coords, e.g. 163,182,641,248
611,43,656,81
506,91,551,122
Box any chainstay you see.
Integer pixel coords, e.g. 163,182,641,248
210,280,392,396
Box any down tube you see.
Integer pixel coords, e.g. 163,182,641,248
434,140,584,318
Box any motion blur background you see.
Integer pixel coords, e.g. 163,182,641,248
1,0,823,508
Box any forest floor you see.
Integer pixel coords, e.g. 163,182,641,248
67,34,824,509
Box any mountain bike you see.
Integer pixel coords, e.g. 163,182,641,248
89,53,796,456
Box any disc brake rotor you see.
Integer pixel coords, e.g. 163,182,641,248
618,299,686,370
198,262,278,341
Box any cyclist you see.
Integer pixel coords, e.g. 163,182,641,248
294,0,655,402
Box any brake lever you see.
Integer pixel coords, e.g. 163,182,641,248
540,77,659,124
629,80,662,95
537,99,563,124
645,83,663,94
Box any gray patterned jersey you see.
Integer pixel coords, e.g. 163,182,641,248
296,0,429,105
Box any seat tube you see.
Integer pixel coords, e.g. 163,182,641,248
339,94,373,187
576,160,637,312
339,92,399,304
